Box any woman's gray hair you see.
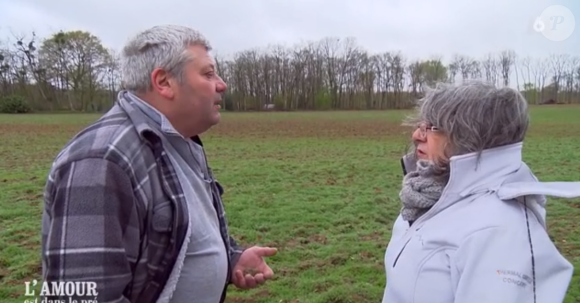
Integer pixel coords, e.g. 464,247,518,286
120,25,211,93
404,80,529,180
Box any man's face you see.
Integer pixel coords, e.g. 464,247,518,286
173,45,227,135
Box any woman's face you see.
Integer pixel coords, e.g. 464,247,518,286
412,122,449,162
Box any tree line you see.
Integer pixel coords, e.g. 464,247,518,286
0,30,579,113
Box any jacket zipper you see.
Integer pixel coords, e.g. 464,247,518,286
393,237,412,267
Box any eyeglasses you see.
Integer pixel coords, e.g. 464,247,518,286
417,123,440,139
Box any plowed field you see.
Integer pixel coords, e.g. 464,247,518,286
1,107,579,303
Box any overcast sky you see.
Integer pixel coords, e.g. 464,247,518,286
0,0,578,65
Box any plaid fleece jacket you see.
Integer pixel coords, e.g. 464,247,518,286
41,95,244,303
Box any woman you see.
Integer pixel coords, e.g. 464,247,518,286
382,81,579,303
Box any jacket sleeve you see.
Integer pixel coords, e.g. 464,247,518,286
452,226,573,303
228,236,245,269
42,158,138,303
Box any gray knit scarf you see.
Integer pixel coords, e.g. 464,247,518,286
399,159,447,222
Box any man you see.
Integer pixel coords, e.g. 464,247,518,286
41,25,277,303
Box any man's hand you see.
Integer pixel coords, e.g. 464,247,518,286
231,246,278,289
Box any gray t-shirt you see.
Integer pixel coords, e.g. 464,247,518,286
129,94,229,303
164,138,229,303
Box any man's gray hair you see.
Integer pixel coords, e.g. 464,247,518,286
120,25,211,92
404,80,529,177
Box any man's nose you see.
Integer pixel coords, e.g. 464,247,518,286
216,76,227,92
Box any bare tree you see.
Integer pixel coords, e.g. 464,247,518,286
549,54,569,102
481,53,499,86
499,50,516,87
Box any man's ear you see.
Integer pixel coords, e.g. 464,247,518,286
151,68,175,100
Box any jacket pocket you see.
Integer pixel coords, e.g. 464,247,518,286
151,200,173,233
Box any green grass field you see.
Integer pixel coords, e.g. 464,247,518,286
1,106,579,303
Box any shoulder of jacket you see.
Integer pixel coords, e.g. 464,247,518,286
50,114,149,176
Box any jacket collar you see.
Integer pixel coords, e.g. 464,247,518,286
447,142,524,197
401,142,528,225
403,142,524,196
116,90,204,147
402,142,580,229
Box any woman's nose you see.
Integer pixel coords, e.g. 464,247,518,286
412,128,425,142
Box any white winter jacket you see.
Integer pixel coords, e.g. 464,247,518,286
382,142,578,303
